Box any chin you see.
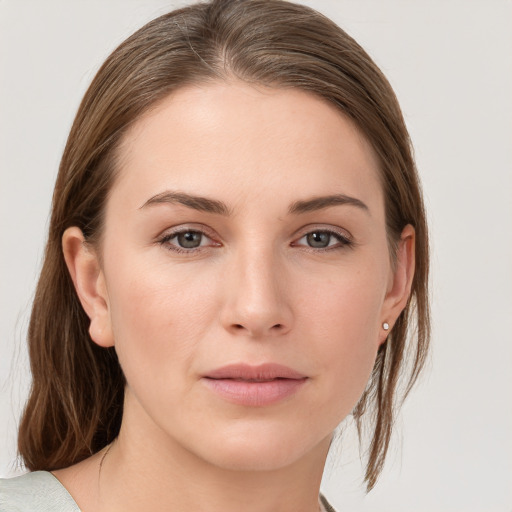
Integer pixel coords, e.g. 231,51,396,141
191,424,332,473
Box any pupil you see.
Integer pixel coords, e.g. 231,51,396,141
307,231,330,248
178,231,202,248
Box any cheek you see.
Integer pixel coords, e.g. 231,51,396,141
296,265,386,412
300,263,385,343
103,257,220,389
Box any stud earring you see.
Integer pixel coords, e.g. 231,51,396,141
382,322,389,331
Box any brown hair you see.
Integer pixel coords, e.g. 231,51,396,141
18,0,429,491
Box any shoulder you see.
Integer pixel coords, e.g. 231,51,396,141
0,471,81,512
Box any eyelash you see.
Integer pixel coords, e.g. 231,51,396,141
292,229,354,251
158,228,219,254
157,227,354,254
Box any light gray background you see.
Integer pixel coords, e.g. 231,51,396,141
1,1,511,510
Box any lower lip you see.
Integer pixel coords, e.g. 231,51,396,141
202,378,307,406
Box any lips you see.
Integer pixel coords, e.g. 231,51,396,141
202,363,308,406
205,363,306,381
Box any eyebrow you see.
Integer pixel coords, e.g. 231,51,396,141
139,191,231,215
288,194,369,215
139,191,369,216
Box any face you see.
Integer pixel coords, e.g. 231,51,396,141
69,81,411,472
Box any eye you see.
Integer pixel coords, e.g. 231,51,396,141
306,231,332,248
159,229,218,252
293,229,352,250
175,231,204,248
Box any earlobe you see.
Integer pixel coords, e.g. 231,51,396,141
62,227,114,348
379,224,416,343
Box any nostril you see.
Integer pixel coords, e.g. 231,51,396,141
228,319,289,335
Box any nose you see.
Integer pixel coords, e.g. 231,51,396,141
220,246,293,338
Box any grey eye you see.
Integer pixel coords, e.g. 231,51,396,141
306,231,331,248
176,231,203,248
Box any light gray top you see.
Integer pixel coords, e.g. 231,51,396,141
0,471,336,511
0,471,80,511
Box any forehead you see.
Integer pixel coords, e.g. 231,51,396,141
112,81,383,214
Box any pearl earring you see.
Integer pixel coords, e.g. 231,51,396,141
382,322,389,331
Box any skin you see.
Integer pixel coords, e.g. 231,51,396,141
58,81,415,512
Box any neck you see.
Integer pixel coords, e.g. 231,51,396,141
97,433,329,512
94,397,330,512
54,391,332,512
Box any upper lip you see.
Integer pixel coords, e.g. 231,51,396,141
204,363,307,381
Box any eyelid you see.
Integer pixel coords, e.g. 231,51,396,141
293,224,353,241
157,223,218,239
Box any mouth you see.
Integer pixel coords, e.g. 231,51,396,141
202,363,308,407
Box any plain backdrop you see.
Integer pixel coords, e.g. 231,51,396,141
1,1,511,510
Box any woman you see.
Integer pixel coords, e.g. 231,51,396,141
0,0,429,510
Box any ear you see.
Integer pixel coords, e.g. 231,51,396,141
379,224,416,344
62,227,114,348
